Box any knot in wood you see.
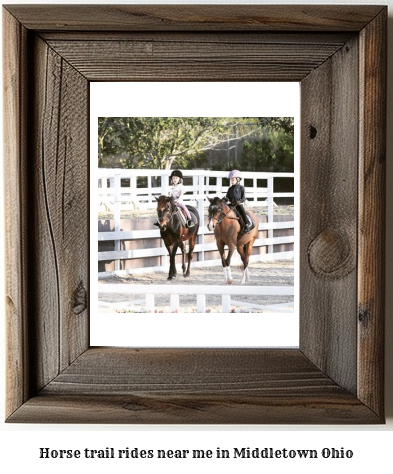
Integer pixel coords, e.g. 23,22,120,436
73,281,87,315
308,228,355,279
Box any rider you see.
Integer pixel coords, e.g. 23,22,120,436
154,170,195,228
224,169,250,234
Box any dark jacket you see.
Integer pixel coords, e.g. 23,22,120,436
226,184,246,204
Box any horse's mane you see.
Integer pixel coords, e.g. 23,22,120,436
210,197,220,205
156,195,174,208
209,197,232,211
210,196,225,206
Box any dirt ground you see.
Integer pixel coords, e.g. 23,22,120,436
98,259,294,313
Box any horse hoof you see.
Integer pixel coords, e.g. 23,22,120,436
167,276,173,280
227,279,233,285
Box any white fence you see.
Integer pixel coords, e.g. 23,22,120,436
98,284,295,313
98,169,295,276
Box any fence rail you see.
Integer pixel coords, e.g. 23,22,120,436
98,284,295,313
97,169,295,275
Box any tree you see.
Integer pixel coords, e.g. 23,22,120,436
257,117,294,135
238,130,294,173
98,117,132,167
98,117,262,169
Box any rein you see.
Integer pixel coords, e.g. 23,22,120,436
159,202,182,226
211,204,239,225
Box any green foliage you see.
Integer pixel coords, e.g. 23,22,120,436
98,117,294,172
98,117,251,170
257,117,294,135
239,130,294,173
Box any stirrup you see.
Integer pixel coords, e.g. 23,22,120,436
187,220,195,227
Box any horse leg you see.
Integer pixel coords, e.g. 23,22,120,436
215,241,230,284
163,242,173,280
242,240,255,284
237,244,248,284
222,242,236,284
178,241,187,275
184,233,196,277
168,242,179,280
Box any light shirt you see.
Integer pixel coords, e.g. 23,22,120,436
169,183,184,202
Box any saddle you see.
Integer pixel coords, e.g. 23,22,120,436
232,207,255,231
176,206,188,227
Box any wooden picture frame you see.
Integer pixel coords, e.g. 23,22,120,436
3,5,386,424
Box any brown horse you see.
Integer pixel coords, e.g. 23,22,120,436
207,197,258,284
155,195,200,280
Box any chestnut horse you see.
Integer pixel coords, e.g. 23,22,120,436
207,197,258,284
155,195,200,280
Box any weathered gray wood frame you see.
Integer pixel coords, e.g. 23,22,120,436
3,5,386,424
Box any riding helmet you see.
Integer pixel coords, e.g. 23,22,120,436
228,169,242,180
170,169,183,179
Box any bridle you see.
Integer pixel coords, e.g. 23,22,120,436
157,200,181,227
208,202,239,230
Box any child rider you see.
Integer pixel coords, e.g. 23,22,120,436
224,169,250,234
154,170,195,228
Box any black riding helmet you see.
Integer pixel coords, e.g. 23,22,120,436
170,169,183,180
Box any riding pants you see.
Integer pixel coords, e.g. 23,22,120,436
175,201,191,220
235,203,248,226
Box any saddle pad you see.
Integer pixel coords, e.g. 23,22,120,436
177,206,187,226
233,207,255,231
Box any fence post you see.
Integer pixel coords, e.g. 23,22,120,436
218,176,223,195
146,294,155,313
170,294,180,313
222,294,231,313
99,174,108,210
198,175,205,261
162,172,169,196
130,175,137,209
197,295,206,313
267,176,274,255
253,177,257,204
113,173,121,271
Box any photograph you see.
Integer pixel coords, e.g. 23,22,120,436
96,117,295,314
90,84,299,347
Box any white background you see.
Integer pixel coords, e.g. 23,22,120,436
90,82,300,348
1,1,392,473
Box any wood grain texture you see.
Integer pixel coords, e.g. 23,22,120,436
30,36,90,386
357,9,387,417
7,348,379,424
3,8,30,418
46,36,349,82
3,4,386,424
300,36,359,394
3,5,384,32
